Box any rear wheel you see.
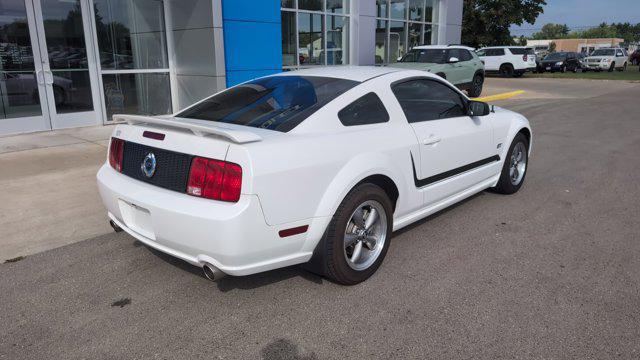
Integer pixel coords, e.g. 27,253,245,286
493,133,529,195
499,64,514,78
618,62,627,72
318,183,393,285
467,73,484,98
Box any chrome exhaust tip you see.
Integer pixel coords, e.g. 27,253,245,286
109,220,123,233
202,263,226,281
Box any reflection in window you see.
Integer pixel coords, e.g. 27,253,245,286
93,0,169,70
409,0,424,21
376,0,388,17
375,20,387,64
326,0,349,13
426,0,438,22
281,12,296,66
298,0,322,11
424,24,434,45
389,0,406,20
0,0,41,118
408,22,421,49
298,13,324,66
102,73,171,119
327,16,348,65
389,21,406,62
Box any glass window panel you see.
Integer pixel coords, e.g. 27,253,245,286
326,0,348,14
409,0,424,21
102,73,171,119
0,72,42,119
94,0,169,70
281,12,297,66
298,13,324,65
41,0,88,70
408,22,421,49
298,0,322,11
426,0,437,22
0,0,42,118
281,0,294,8
327,15,348,65
389,21,406,62
375,20,387,64
424,24,435,45
389,0,406,20
376,0,388,18
50,70,93,113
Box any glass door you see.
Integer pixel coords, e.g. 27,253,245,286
31,0,101,129
0,0,50,134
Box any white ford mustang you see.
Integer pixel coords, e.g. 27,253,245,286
97,66,531,285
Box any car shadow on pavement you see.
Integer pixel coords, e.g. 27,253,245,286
140,242,324,292
261,338,318,360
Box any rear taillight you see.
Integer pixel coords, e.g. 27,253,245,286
108,137,124,172
187,157,242,202
523,54,528,61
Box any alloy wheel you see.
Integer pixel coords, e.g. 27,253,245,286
343,200,387,271
509,142,527,186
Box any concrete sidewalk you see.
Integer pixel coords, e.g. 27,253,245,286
0,126,115,261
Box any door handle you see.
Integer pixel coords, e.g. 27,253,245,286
36,70,45,85
44,70,53,85
422,136,442,145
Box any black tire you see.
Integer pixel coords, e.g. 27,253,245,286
317,183,393,285
617,62,627,72
493,133,529,195
608,62,615,72
560,65,566,73
572,65,579,73
513,72,523,78
467,73,484,98
499,64,514,78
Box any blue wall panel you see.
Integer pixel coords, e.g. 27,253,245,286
222,0,282,87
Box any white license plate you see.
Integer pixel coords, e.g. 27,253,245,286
546,67,551,71
118,200,155,240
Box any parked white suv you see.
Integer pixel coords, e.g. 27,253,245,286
584,48,628,72
476,46,537,77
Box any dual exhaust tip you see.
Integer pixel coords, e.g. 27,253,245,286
202,263,226,281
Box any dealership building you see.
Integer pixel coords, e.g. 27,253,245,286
0,0,463,136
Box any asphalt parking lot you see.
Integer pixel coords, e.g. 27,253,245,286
2,77,640,359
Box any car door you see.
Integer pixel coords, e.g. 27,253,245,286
444,48,466,84
391,78,498,206
615,49,626,67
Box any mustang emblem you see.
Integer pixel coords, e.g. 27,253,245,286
141,152,157,178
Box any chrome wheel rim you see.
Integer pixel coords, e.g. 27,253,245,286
509,142,527,186
343,200,387,271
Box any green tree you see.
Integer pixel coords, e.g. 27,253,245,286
531,23,570,39
462,0,547,48
548,41,556,53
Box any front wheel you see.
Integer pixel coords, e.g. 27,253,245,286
467,74,484,98
319,183,393,285
493,133,529,194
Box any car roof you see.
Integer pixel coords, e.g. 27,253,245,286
277,66,403,82
412,45,475,51
480,46,530,49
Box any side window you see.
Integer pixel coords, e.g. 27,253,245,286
495,48,505,56
447,48,462,60
338,92,389,126
476,49,486,57
459,50,473,61
616,50,624,56
391,79,467,123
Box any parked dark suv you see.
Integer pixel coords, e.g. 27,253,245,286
539,52,581,73
630,50,640,66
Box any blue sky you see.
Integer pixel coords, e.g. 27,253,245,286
510,0,640,36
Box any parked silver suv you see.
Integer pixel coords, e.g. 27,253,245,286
584,48,628,72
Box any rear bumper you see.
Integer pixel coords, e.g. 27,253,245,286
97,164,316,276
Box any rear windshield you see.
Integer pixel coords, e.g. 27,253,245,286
591,49,615,56
177,76,359,132
509,48,534,55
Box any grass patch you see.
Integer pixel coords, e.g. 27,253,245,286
528,65,640,81
4,256,25,263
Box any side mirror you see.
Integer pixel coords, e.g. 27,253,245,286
469,100,491,117
447,57,459,63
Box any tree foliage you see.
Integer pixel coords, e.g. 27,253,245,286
462,0,547,48
530,22,640,43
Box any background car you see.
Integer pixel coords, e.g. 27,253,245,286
539,52,582,73
584,48,628,72
476,46,537,77
388,45,485,97
98,67,532,285
629,49,640,65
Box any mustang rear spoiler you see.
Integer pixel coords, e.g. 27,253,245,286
113,114,263,144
